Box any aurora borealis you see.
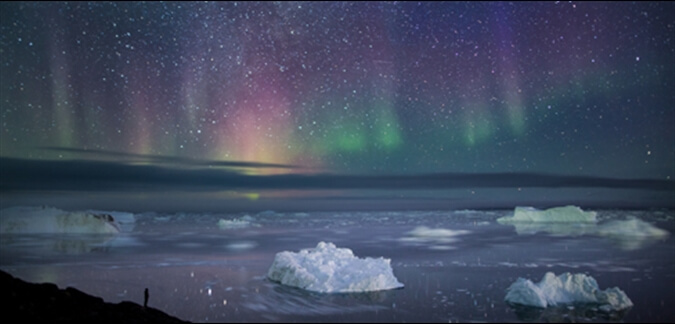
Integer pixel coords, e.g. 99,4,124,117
1,2,674,211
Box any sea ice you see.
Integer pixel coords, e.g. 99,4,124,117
0,206,120,234
497,206,597,224
505,272,633,311
267,241,404,293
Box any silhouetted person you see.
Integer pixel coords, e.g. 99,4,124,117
144,288,149,308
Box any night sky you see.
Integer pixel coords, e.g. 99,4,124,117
1,2,673,211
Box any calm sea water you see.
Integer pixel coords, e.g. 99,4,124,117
1,209,674,322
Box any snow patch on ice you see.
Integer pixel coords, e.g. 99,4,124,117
505,272,633,311
497,206,597,224
0,206,120,234
267,241,404,293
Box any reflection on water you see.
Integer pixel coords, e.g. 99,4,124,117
508,302,632,323
241,280,394,320
507,222,597,236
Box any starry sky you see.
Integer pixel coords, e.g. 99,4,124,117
1,2,674,211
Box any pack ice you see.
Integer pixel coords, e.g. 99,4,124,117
505,272,633,312
0,206,120,234
267,242,404,293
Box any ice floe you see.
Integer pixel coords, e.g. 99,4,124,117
505,272,633,312
267,241,404,293
495,205,597,236
0,206,121,234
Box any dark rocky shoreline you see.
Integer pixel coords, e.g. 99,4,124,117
1,270,189,323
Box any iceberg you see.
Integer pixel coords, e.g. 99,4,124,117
400,226,471,249
505,272,633,311
497,206,597,224
405,226,471,240
596,217,670,250
218,218,254,229
0,206,120,234
267,242,404,293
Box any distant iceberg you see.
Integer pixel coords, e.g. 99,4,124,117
267,242,404,293
505,272,633,312
597,217,669,238
218,215,256,229
596,217,670,250
497,206,670,250
0,206,120,234
400,226,471,250
405,226,471,240
497,206,597,224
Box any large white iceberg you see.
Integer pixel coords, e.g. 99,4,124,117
267,242,404,293
0,206,120,234
497,206,597,224
505,272,633,312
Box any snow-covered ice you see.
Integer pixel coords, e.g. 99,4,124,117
497,206,597,224
505,272,633,311
0,206,121,234
267,241,404,293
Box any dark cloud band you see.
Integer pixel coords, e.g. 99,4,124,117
2,157,672,193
